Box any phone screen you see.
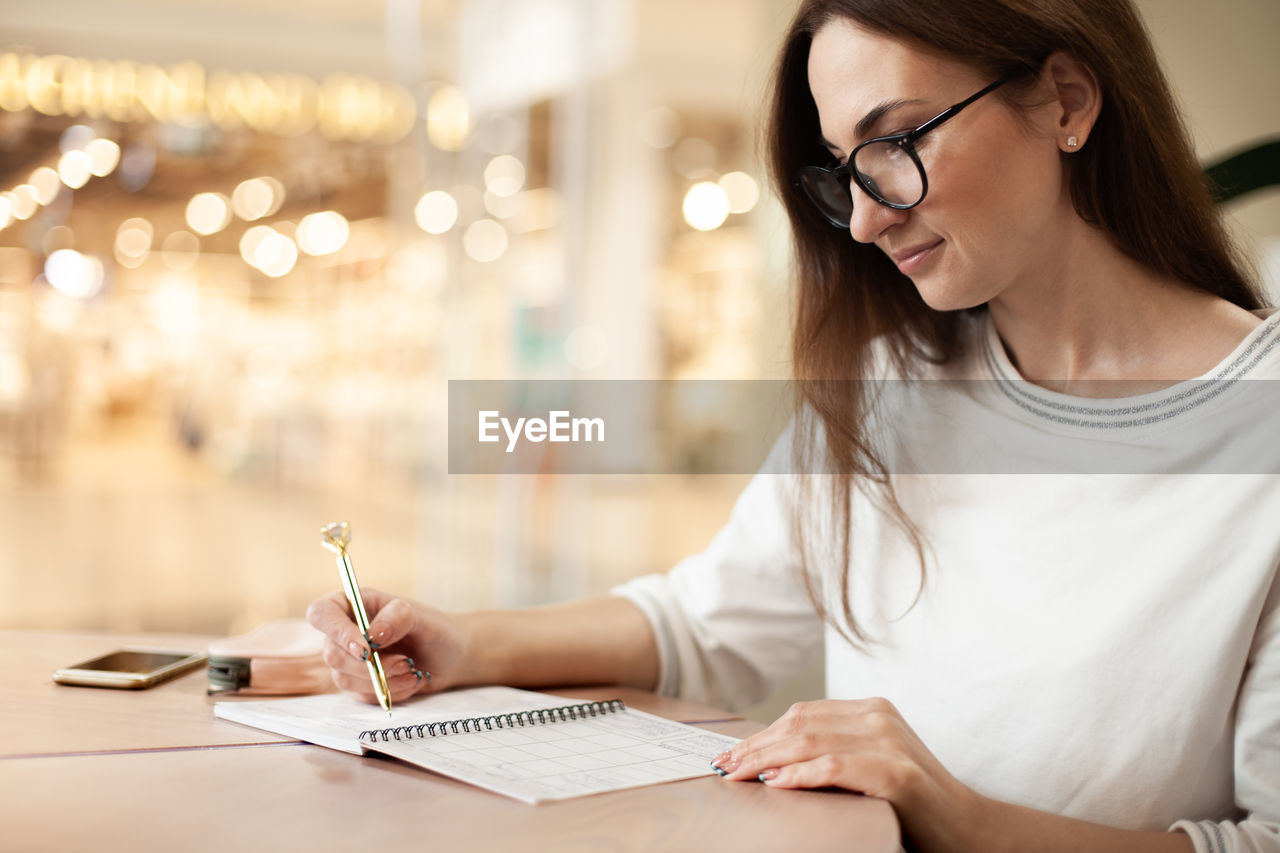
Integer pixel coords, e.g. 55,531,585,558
73,651,193,673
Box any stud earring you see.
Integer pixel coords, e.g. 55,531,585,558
1066,135,1079,148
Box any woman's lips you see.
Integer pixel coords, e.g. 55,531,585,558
891,239,944,274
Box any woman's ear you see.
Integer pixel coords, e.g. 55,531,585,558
1041,51,1102,152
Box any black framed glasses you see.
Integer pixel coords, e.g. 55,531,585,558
797,74,1014,228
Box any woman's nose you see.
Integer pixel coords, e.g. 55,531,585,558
847,191,909,244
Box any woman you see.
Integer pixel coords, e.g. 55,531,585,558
309,1,1280,850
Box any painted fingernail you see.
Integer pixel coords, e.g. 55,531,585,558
349,641,367,660
759,769,779,782
710,762,727,777
361,648,370,662
412,669,425,683
422,671,432,683
712,751,730,766
720,757,740,773
404,657,416,672
367,638,382,650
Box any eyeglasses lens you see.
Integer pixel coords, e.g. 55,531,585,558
800,142,926,227
799,168,853,227
854,141,923,207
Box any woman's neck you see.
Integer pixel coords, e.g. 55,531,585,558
985,222,1261,396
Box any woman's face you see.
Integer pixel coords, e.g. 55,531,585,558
807,19,1070,311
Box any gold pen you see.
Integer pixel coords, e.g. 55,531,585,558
321,522,392,716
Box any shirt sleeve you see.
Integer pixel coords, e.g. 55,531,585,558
611,426,825,711
1170,557,1280,852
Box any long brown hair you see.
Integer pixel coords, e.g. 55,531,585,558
768,0,1266,647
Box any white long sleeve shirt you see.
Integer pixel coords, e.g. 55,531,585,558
615,309,1280,851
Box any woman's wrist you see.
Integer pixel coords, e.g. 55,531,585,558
947,790,1009,853
451,610,506,687
898,776,1000,853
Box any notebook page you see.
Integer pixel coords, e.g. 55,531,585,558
367,706,741,803
214,686,577,754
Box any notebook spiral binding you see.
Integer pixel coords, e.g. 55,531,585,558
357,698,626,743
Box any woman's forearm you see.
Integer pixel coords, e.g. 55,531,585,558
454,595,660,691
953,792,1196,853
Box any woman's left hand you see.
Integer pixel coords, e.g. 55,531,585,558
712,697,985,852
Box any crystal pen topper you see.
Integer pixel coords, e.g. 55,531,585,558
321,522,393,716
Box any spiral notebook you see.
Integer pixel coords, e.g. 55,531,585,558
214,686,740,803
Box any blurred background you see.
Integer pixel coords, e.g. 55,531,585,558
1,0,1276,717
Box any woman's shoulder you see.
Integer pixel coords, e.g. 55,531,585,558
1218,307,1280,379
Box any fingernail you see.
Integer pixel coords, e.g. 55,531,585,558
710,762,727,777
422,671,432,683
348,641,367,660
404,657,416,672
412,669,425,683
720,757,740,773
712,751,730,766
360,647,369,662
758,769,779,782
367,638,382,650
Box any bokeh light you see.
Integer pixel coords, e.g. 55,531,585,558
115,218,154,269
484,155,525,197
240,226,275,266
86,139,122,177
161,231,200,271
414,190,459,234
29,167,61,205
719,171,759,214
426,85,471,152
41,225,75,255
44,250,105,299
57,150,93,189
59,125,94,153
462,218,508,263
232,177,285,221
484,189,522,220
297,211,350,256
185,193,233,236
682,181,730,231
240,226,298,277
10,186,38,220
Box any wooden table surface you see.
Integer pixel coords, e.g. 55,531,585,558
0,630,744,757
0,630,901,853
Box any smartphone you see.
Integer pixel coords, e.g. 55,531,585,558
52,648,208,689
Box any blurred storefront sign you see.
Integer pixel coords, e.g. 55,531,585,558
0,52,416,142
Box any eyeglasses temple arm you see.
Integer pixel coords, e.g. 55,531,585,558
905,73,1016,143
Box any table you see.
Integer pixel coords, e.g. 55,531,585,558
0,630,901,852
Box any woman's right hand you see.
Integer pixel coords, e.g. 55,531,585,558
305,589,470,705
